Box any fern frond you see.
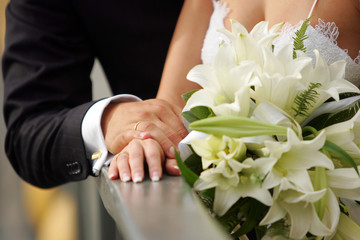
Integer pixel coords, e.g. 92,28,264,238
293,17,311,58
292,82,322,117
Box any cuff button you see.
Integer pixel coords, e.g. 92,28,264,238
66,162,82,175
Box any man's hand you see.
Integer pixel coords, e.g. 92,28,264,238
101,99,188,175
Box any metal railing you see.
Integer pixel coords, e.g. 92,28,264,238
96,167,230,240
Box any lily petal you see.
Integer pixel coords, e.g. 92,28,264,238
213,187,242,216
260,200,287,226
327,167,360,189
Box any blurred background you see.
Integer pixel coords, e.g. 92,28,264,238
1,1,115,239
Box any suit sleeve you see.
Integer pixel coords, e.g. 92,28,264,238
2,0,96,188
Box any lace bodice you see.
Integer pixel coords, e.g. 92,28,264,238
201,0,360,86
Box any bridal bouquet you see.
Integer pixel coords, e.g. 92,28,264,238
176,19,360,240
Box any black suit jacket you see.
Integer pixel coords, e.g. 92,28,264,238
2,0,183,188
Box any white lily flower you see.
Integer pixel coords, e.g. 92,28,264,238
251,102,294,129
263,129,334,190
324,109,360,165
253,44,312,112
185,43,258,116
178,131,209,161
241,135,275,152
194,160,246,191
308,167,360,239
325,167,360,200
261,187,340,239
191,135,247,170
218,20,282,66
218,20,312,116
194,156,274,216
180,18,360,238
292,50,360,123
352,110,360,145
251,102,302,139
325,123,360,166
191,135,250,198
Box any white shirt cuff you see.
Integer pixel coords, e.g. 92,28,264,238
81,94,142,176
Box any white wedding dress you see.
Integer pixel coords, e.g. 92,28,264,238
200,0,360,227
201,0,360,86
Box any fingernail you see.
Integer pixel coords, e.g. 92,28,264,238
134,131,149,139
169,146,175,157
121,174,131,182
108,173,116,180
151,172,160,182
139,132,148,138
133,174,143,183
173,165,180,175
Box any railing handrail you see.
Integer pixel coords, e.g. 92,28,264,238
96,167,230,240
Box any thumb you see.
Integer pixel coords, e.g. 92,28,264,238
165,158,181,176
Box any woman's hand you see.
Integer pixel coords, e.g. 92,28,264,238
107,138,180,183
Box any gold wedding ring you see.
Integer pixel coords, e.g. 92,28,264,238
134,121,141,131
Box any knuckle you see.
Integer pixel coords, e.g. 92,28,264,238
157,137,172,148
128,138,140,145
118,152,129,161
178,129,189,139
166,131,182,144
130,164,143,173
146,151,161,161
138,111,152,119
153,103,167,113
139,121,154,131
130,152,143,160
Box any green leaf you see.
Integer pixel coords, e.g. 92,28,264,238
190,106,215,120
181,111,199,123
305,113,331,131
305,95,360,131
174,149,199,187
198,188,215,209
189,115,288,138
182,89,199,103
339,92,360,99
322,102,360,127
183,151,203,175
231,199,268,238
216,198,248,233
322,140,359,175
